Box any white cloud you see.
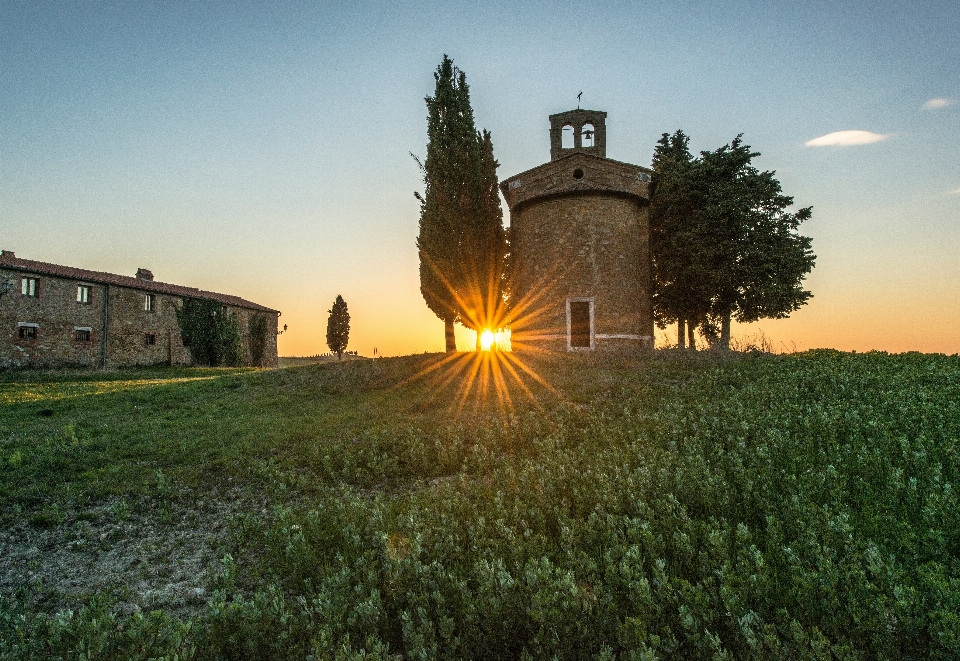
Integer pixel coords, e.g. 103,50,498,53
805,130,889,147
923,98,953,110
949,188,960,195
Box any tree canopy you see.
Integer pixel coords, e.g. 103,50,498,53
415,55,506,351
650,131,816,349
326,295,350,360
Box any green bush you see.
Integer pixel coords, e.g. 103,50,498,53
176,298,244,367
2,351,958,659
248,313,269,367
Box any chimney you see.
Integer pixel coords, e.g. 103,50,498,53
136,268,154,281
0,250,14,259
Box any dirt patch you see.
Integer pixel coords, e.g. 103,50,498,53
0,491,269,617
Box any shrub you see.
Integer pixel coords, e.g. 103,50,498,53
249,313,269,367
176,298,244,367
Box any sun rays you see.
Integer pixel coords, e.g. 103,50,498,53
393,266,582,420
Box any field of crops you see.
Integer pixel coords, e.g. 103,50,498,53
1,349,958,659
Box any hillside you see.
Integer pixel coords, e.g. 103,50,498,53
1,350,958,659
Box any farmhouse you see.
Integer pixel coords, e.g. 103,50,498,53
0,251,279,369
500,109,654,351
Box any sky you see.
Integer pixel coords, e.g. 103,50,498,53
1,0,958,356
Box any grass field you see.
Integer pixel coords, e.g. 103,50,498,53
1,349,958,659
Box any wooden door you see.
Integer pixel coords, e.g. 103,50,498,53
569,301,591,348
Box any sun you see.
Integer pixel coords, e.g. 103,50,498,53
480,329,495,351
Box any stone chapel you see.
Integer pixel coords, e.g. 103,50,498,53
500,109,654,351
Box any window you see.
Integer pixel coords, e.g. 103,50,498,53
75,328,92,342
144,294,154,312
561,124,575,149
16,323,39,342
77,285,91,304
21,278,38,297
144,333,156,346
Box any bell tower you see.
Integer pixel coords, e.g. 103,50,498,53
548,109,607,161
500,108,654,352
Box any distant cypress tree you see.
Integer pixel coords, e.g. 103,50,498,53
326,295,350,360
415,55,505,351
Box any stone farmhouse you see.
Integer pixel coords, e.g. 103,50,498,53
0,251,279,369
501,109,653,352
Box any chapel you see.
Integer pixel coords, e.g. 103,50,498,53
500,109,654,351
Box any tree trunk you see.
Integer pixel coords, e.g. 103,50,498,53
444,319,456,352
677,318,686,350
688,321,696,351
337,350,342,361
719,312,731,351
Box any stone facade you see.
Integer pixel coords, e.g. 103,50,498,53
500,109,653,351
0,252,279,369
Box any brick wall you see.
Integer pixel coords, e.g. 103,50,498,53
509,194,653,351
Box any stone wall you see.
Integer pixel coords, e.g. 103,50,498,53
509,193,652,350
0,267,278,369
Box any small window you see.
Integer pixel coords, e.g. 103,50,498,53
561,124,575,149
77,285,91,304
573,168,585,180
75,328,91,342
21,278,38,297
144,294,154,312
144,333,156,346
18,325,38,340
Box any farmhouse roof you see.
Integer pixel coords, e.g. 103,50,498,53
0,251,278,313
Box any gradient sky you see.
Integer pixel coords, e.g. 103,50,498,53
2,0,958,356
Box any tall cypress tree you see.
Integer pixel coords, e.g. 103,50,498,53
416,55,505,352
326,295,350,361
460,128,506,348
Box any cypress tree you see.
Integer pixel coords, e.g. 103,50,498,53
460,128,506,349
326,295,350,360
416,55,505,352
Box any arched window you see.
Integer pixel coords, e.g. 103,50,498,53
581,123,595,148
561,124,575,149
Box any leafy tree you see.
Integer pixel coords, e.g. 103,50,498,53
650,132,815,350
696,136,815,348
326,295,350,360
415,55,506,351
650,130,712,349
176,298,244,366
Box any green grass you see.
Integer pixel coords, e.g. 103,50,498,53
1,350,958,659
